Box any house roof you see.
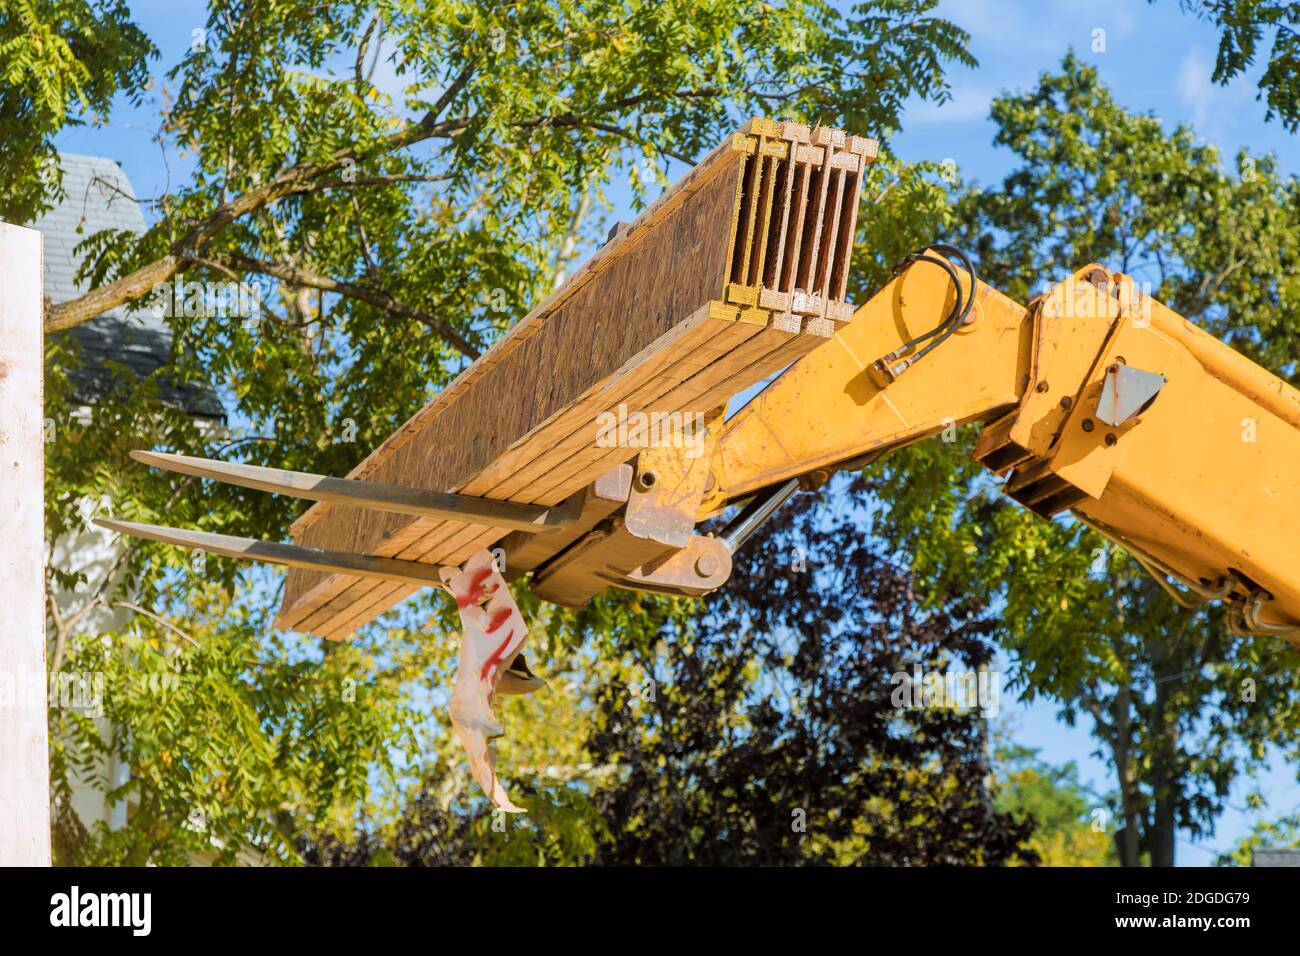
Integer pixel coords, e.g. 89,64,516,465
32,154,225,420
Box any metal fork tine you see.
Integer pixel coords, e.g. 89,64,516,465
131,450,569,533
94,518,448,586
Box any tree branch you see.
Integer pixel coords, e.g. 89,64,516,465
202,252,481,359
355,14,381,95
44,84,721,333
285,173,454,197
45,255,180,333
112,601,202,648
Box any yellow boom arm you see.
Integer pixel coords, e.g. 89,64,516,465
703,258,1300,640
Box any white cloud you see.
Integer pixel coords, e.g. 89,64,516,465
938,0,1139,57
1175,46,1255,141
1177,47,1215,129
904,86,995,126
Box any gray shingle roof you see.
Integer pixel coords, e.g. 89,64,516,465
32,155,225,420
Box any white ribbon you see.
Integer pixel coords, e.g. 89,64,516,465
439,550,529,813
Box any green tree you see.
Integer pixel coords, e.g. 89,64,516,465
993,743,1118,866
1215,810,1300,866
1169,0,1300,133
0,0,154,221
865,54,1300,867
584,477,1035,865
33,0,978,864
51,582,439,865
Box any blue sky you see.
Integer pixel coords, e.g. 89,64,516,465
53,0,1300,865
892,0,1300,184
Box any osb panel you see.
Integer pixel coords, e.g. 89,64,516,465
280,147,742,613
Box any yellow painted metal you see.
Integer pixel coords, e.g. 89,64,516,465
701,256,1032,514
1069,272,1300,633
1011,267,1122,458
704,259,1300,638
625,409,720,548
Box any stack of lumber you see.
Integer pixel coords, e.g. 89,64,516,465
276,118,876,638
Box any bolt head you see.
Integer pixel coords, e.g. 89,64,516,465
695,554,720,577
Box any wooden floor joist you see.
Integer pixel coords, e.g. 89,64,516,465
275,118,876,638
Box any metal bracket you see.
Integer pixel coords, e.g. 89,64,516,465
1096,364,1166,427
499,464,634,580
530,422,721,606
599,534,733,597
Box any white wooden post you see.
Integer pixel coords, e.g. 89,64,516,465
0,222,50,866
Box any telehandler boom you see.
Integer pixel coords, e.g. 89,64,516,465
702,250,1300,640
101,248,1300,642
